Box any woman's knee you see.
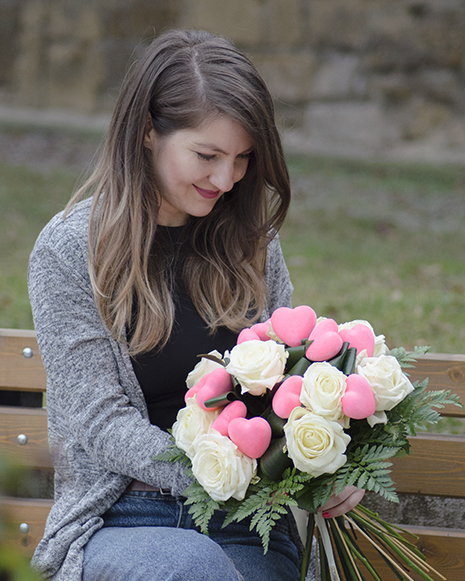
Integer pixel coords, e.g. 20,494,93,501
167,530,242,580
83,527,242,581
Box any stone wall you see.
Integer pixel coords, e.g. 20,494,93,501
0,0,180,112
1,0,464,155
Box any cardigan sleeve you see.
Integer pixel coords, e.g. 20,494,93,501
28,209,188,492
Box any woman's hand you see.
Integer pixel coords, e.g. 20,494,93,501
318,486,365,519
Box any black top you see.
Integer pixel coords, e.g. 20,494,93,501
130,226,238,431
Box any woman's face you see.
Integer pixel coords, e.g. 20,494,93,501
144,115,254,226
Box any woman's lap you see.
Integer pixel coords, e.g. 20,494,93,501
82,490,302,581
83,526,243,581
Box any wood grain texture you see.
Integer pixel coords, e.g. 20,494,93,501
0,498,53,557
409,352,465,417
390,433,465,497
0,406,51,468
0,329,46,391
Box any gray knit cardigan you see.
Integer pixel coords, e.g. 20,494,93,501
28,198,294,580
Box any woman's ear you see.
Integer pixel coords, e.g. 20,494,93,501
144,115,154,149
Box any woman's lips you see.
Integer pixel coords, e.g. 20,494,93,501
194,185,221,199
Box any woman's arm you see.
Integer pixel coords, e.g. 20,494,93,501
263,234,294,318
28,216,183,488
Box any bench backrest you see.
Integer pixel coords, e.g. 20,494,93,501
348,353,465,581
1,328,465,579
0,329,52,556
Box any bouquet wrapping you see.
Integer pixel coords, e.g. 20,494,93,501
156,305,463,581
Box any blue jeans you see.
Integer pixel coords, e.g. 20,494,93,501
82,490,303,581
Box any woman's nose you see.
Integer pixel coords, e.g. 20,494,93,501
209,162,239,193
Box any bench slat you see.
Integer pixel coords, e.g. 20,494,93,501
0,406,52,468
390,433,465,497
355,524,465,581
0,497,53,557
409,353,465,417
0,329,46,392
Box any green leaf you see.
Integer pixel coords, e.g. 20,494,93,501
390,345,430,368
183,480,222,535
153,444,190,466
223,469,305,553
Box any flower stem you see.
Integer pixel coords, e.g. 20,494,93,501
300,512,315,581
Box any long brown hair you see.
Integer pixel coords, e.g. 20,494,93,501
66,29,291,355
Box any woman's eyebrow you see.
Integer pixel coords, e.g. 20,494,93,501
192,142,253,156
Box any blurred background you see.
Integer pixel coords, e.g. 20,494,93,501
1,0,464,353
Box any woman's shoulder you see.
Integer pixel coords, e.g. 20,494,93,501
32,197,92,262
29,199,92,284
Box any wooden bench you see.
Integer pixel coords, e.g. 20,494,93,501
1,328,465,580
0,329,52,556
356,353,465,581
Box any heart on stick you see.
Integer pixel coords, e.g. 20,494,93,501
339,324,375,358
250,321,271,341
309,318,339,340
228,416,272,459
272,375,303,419
306,331,343,362
211,400,248,436
341,374,376,419
195,368,233,410
270,306,317,347
237,328,261,344
184,373,209,402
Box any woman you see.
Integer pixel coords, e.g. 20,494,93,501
28,29,363,580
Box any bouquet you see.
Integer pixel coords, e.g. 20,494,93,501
156,305,463,581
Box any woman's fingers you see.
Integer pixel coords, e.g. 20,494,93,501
318,486,365,519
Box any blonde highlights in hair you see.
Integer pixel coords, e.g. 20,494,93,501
66,29,290,355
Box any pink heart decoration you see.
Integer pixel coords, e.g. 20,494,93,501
306,331,343,362
272,375,303,419
270,306,317,347
309,318,339,340
196,368,233,410
339,324,375,357
211,400,248,436
228,416,272,459
237,328,261,344
184,374,208,402
341,374,376,420
250,321,271,341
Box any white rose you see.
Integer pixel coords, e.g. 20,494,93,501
284,407,350,477
186,350,224,389
226,340,287,396
366,410,388,428
191,431,257,502
338,319,388,359
373,334,389,357
301,362,347,421
357,355,414,412
172,398,219,458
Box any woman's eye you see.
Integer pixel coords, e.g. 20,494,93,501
196,152,215,161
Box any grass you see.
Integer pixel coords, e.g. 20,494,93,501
279,156,465,435
280,155,465,355
0,162,77,328
1,131,464,434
